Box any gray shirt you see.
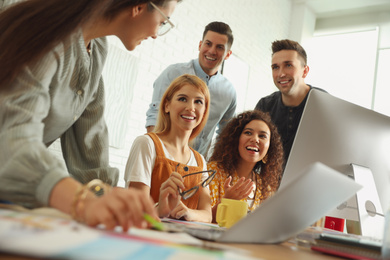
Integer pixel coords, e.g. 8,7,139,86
0,0,21,9
0,32,118,208
145,59,237,157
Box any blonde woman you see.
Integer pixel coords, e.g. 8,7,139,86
125,74,213,222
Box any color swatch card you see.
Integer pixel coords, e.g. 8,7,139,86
0,208,258,260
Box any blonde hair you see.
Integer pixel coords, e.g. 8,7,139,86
154,74,210,141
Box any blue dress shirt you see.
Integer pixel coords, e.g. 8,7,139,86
146,59,237,157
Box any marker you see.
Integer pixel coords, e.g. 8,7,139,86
143,213,164,231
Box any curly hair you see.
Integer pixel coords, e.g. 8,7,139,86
209,110,284,196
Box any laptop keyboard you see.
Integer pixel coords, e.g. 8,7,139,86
184,226,226,241
161,221,226,241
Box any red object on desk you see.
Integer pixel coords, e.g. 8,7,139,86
324,216,345,232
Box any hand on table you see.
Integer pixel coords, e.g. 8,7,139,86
83,187,158,232
169,201,193,221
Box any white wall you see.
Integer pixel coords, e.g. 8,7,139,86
109,0,292,187
315,8,390,48
49,0,293,187
288,3,316,44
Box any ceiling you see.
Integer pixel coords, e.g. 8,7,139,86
292,0,390,18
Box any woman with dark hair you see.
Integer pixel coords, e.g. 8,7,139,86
0,0,182,230
125,74,212,222
208,110,284,222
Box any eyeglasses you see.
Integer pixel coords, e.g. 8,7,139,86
175,164,216,200
150,2,175,36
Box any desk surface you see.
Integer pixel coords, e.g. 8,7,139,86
0,242,344,260
0,205,344,260
232,241,344,260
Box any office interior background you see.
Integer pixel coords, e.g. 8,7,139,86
46,0,390,188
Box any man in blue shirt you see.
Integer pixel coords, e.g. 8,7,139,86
146,21,237,157
255,39,325,164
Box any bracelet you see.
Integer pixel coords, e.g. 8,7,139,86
71,179,112,222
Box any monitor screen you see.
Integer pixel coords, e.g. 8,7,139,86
279,90,390,238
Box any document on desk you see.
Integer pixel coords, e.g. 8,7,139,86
311,232,382,260
160,218,223,231
0,208,258,260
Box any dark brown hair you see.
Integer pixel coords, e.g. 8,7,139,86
271,39,307,66
209,110,284,194
0,0,181,88
203,21,233,49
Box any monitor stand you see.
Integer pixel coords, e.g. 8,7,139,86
350,164,385,240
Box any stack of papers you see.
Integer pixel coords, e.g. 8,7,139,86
311,231,382,260
0,208,256,260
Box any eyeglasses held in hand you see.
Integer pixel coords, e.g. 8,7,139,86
175,163,216,200
150,2,175,36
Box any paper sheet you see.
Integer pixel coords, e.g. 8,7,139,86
0,209,260,260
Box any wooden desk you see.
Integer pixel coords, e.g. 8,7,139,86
0,241,344,260
227,241,344,260
0,205,344,260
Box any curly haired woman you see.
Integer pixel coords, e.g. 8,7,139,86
208,110,284,222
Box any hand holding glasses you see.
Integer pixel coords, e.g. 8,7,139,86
175,163,216,200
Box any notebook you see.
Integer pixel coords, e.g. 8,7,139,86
311,232,382,260
162,162,362,244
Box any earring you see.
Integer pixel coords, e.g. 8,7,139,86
262,154,268,164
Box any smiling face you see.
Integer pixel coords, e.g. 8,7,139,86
271,50,309,96
112,1,177,51
238,120,271,165
198,31,232,76
164,84,206,133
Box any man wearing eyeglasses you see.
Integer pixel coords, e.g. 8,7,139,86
145,21,237,158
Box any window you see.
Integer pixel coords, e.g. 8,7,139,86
305,29,378,110
221,54,250,113
373,49,390,117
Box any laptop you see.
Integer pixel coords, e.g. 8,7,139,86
162,162,362,243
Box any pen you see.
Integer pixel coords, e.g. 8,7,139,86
143,213,164,231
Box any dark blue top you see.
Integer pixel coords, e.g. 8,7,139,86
255,86,326,164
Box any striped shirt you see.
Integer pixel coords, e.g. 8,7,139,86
0,32,118,208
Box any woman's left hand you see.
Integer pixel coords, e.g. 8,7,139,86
158,172,185,217
169,201,192,220
223,176,254,200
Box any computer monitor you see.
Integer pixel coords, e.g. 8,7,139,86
279,90,390,239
